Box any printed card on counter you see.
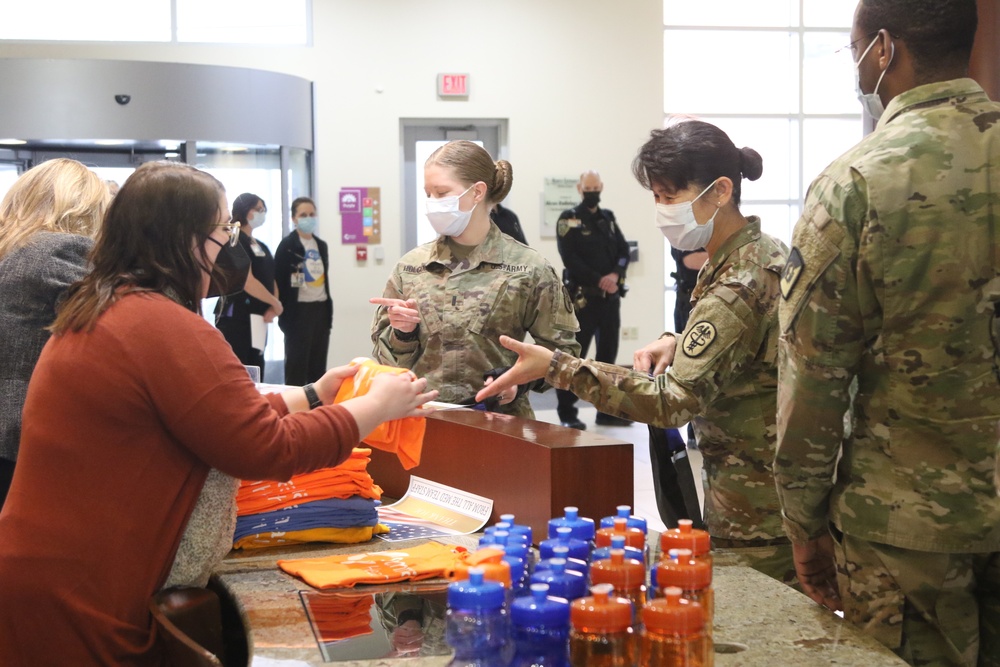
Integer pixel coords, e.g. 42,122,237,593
377,476,493,543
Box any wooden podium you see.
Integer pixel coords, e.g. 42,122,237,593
367,409,634,543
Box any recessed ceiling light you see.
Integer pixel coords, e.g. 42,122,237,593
0,139,27,145
94,139,129,146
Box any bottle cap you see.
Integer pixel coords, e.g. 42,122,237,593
448,567,505,611
659,519,711,556
599,504,649,534
643,587,704,635
511,583,571,627
499,513,533,544
531,559,588,600
570,583,633,633
595,518,645,549
655,550,711,589
548,506,596,541
590,549,645,590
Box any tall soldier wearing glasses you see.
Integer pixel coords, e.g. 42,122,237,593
774,1,1000,665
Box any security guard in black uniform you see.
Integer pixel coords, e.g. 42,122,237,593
555,170,631,429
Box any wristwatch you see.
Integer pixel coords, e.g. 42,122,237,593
303,383,323,410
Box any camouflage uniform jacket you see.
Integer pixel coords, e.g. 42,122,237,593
372,222,580,418
547,218,788,541
775,79,1000,552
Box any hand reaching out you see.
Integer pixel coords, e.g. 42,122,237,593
476,336,555,404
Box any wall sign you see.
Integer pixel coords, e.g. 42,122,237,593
437,73,469,98
339,187,381,245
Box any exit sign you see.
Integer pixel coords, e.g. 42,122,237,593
437,73,469,98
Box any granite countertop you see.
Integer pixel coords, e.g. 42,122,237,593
215,538,907,667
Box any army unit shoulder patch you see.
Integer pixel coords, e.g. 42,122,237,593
780,247,804,300
682,321,717,358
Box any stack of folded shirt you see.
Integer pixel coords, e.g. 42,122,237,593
233,448,390,550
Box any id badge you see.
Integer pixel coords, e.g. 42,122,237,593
290,272,305,288
251,243,266,257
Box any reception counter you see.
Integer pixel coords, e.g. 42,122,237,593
215,537,908,666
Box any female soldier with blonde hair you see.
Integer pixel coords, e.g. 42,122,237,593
0,158,110,507
371,140,580,417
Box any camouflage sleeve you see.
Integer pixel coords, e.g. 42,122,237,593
775,177,866,543
545,287,763,428
371,269,422,369
524,264,581,359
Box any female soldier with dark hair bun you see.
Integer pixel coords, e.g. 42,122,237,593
370,140,580,419
478,120,795,585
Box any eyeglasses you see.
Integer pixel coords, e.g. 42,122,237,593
835,32,875,57
214,223,240,247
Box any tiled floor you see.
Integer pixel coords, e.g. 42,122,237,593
529,391,704,534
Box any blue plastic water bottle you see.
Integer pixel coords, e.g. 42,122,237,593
510,583,570,667
446,568,509,666
485,522,531,547
530,557,588,601
493,530,529,596
540,526,591,562
536,545,589,580
547,506,596,542
599,504,648,534
499,513,534,545
592,534,645,565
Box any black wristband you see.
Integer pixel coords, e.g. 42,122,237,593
393,326,419,342
303,383,323,410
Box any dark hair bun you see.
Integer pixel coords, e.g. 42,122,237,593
739,147,763,181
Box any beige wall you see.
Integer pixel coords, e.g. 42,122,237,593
0,0,665,364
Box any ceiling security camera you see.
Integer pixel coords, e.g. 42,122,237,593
115,94,131,105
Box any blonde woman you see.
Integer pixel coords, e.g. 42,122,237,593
0,159,110,508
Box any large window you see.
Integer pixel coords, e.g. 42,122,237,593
663,0,862,245
662,0,862,324
0,0,310,44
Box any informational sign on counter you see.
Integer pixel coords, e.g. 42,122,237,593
377,475,493,542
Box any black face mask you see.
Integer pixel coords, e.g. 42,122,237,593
207,238,251,298
582,191,601,208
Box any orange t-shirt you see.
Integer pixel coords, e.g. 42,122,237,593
334,358,427,469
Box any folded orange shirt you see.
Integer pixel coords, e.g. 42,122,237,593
278,541,465,589
237,448,382,516
334,358,426,470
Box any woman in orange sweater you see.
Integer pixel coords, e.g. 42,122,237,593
0,162,436,666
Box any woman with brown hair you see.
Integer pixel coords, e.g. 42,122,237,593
370,140,579,418
0,161,436,666
0,158,110,509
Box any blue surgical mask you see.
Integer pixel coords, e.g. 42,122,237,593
296,216,318,235
854,33,894,121
248,210,266,229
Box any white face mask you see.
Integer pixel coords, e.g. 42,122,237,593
654,180,721,251
248,210,266,229
426,184,478,237
854,33,894,121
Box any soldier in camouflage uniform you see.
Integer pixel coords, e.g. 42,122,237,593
478,122,797,585
774,2,1000,665
371,141,579,419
